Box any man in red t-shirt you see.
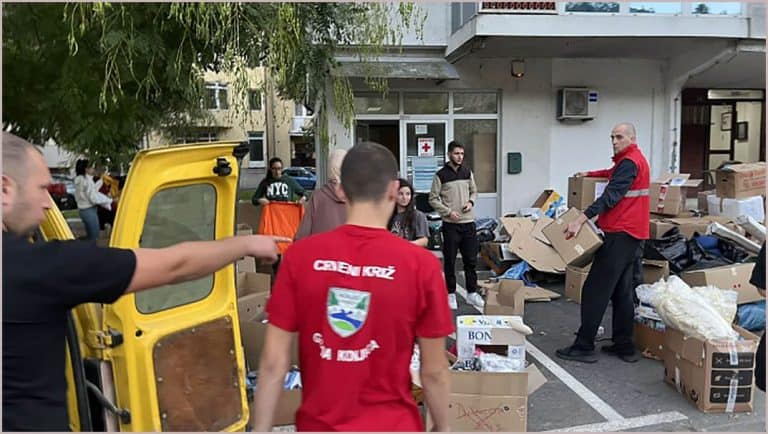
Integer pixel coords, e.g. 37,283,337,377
252,142,454,432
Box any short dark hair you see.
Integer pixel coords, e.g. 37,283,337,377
448,141,464,153
341,142,398,203
75,159,89,176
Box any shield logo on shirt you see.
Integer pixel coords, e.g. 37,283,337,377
327,287,370,338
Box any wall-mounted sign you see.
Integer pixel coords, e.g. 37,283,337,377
418,137,435,157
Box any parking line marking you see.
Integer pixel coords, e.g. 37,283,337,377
525,342,625,422
546,410,688,432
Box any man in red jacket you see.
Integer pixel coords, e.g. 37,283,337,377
556,122,650,364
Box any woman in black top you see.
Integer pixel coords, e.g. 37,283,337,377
387,178,428,247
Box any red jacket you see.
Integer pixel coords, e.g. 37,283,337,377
587,144,650,239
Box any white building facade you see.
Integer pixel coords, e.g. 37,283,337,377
324,2,766,218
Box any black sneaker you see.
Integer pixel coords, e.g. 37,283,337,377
601,345,640,363
556,345,598,363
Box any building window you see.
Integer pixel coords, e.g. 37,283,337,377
248,90,263,111
205,82,229,110
176,131,218,144
565,2,620,13
404,92,449,114
691,2,741,15
453,92,498,114
453,119,497,193
354,92,399,115
294,101,313,117
248,131,265,168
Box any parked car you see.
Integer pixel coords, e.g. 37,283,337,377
284,166,316,190
48,175,76,210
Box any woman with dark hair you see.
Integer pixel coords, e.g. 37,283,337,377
388,178,429,247
73,159,113,241
252,157,307,205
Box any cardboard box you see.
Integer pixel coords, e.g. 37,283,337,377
481,242,518,274
249,389,301,427
456,315,530,362
565,264,591,303
650,173,703,216
715,162,766,199
237,256,257,273
679,263,763,305
530,216,554,245
531,189,563,215
568,176,609,210
649,216,745,239
439,366,546,432
507,219,566,274
542,208,603,267
237,223,253,236
662,326,758,413
642,259,669,284
707,194,765,223
237,201,262,232
483,280,526,316
634,321,665,360
237,293,299,370
237,271,271,297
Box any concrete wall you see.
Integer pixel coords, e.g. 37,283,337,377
397,2,449,47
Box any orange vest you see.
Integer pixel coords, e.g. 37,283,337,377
257,202,305,254
594,144,650,240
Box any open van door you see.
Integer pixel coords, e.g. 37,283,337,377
91,142,249,431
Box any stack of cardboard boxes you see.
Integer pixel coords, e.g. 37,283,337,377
431,315,546,431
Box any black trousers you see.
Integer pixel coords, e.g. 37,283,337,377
441,222,478,294
756,332,765,392
575,232,642,351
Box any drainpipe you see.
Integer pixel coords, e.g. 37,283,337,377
666,43,738,173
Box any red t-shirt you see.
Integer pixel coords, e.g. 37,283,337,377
266,224,454,431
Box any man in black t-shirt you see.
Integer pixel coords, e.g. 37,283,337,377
2,133,288,431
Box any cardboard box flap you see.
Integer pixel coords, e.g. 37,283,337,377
720,162,766,174
451,370,528,396
500,217,535,238
237,271,271,297
680,263,762,305
508,229,566,274
530,216,554,245
522,286,561,301
642,259,668,269
526,364,547,395
654,172,702,188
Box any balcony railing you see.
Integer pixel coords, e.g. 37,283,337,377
290,116,313,136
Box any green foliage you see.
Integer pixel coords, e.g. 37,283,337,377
2,3,424,165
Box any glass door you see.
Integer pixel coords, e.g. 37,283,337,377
402,121,447,193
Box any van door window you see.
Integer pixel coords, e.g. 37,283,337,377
135,184,216,314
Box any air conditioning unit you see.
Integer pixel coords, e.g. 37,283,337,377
557,88,598,121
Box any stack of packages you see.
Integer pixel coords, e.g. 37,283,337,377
423,315,547,432
636,276,760,413
234,222,301,427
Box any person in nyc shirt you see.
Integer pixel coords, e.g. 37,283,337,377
252,157,307,205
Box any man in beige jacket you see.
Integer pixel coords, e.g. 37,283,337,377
429,140,483,310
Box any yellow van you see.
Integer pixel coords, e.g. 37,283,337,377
39,142,251,431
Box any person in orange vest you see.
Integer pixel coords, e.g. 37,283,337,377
556,122,650,364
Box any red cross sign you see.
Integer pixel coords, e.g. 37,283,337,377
418,137,435,157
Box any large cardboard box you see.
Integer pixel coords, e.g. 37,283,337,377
456,315,530,362
715,162,766,199
238,294,299,369
650,173,702,216
634,321,665,360
439,366,546,432
642,259,670,284
679,263,763,305
707,194,765,223
565,264,591,304
237,257,257,273
237,201,262,232
649,216,745,239
568,176,608,210
480,242,518,274
542,208,603,267
237,272,271,297
662,326,758,413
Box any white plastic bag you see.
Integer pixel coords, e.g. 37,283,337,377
642,276,739,342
